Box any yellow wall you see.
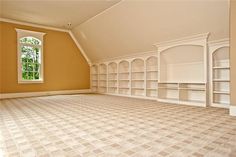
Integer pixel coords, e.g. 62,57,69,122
0,22,90,93
230,0,236,106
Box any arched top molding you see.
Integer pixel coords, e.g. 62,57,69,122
209,38,229,54
153,33,209,53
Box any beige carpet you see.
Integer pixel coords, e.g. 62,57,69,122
0,94,236,157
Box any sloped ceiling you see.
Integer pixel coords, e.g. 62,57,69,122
0,0,121,29
72,0,229,62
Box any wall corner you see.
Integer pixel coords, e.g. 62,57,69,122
68,30,91,66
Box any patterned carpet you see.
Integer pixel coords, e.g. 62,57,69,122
0,94,236,157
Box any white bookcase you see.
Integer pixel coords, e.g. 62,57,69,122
146,56,158,98
131,59,145,97
154,33,209,106
91,65,98,92
209,39,230,108
90,34,230,109
118,60,130,95
98,63,107,93
108,62,118,94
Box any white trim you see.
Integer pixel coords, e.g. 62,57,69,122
153,33,210,49
0,89,92,99
16,28,45,84
93,50,156,64
0,18,70,32
208,39,230,108
68,31,91,66
230,106,236,116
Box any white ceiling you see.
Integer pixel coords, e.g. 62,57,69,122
0,0,230,63
72,0,230,62
0,0,121,29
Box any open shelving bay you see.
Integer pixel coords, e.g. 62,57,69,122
155,33,208,106
131,59,145,97
209,39,230,108
90,65,98,92
146,56,158,98
98,64,107,93
108,62,118,94
118,60,130,95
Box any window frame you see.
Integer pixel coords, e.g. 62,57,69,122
16,28,46,84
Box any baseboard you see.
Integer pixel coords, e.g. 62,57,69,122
0,89,92,99
230,106,236,116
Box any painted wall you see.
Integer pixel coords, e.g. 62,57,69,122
230,0,236,106
0,22,90,93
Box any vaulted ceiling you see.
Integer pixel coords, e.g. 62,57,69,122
0,0,121,29
72,0,229,62
0,0,229,63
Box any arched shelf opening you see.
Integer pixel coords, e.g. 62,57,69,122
98,64,107,93
118,60,130,95
91,65,98,92
131,59,145,96
146,56,158,97
108,62,118,93
211,46,230,108
159,45,204,83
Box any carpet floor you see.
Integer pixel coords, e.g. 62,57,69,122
0,94,236,157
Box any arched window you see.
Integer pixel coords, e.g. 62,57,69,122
16,29,45,83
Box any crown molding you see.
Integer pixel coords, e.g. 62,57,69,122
153,33,210,49
208,38,229,46
0,17,70,32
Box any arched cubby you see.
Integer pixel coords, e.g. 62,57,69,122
98,63,107,93
108,62,118,94
209,39,230,108
146,56,158,98
131,59,145,96
118,60,130,95
91,65,98,92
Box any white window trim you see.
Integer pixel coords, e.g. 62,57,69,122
16,28,46,84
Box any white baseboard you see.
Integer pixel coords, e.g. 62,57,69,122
0,89,92,99
230,106,236,116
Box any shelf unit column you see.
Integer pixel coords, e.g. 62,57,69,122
129,60,132,96
144,59,147,97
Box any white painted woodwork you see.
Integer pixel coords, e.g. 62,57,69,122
90,34,229,108
209,39,230,108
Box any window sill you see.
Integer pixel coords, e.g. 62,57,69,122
18,80,44,84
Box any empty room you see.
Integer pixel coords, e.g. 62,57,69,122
0,0,236,156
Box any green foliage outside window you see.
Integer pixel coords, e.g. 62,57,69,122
20,37,41,80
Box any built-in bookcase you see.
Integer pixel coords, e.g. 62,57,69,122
146,56,158,98
91,34,230,108
209,39,230,108
108,62,118,94
155,33,208,106
98,64,107,93
91,65,98,92
131,59,145,96
118,61,130,95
